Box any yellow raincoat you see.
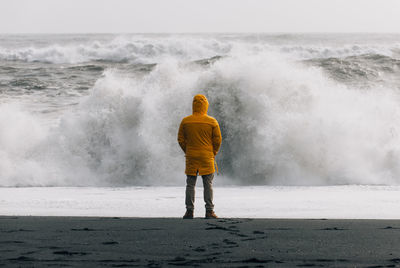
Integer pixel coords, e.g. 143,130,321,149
178,94,222,176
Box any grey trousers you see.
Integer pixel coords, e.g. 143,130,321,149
185,173,214,211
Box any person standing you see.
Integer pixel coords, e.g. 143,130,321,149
177,94,222,219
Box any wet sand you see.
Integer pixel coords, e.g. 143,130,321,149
1,216,400,267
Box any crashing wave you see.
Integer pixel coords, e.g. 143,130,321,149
2,50,400,186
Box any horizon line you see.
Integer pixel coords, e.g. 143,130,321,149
1,31,400,35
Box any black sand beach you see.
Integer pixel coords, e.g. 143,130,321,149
1,216,400,267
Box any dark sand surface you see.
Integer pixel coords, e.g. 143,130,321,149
1,217,400,267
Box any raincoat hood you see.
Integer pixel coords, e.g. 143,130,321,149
192,94,209,115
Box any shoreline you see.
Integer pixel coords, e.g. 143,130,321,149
1,186,400,219
1,216,400,267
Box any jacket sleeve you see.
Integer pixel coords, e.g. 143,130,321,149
212,121,222,156
177,120,186,153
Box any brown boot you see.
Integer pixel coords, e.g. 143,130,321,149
183,209,194,219
205,210,218,219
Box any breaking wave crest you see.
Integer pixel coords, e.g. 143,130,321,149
2,50,400,186
0,36,232,64
306,54,400,88
1,34,400,64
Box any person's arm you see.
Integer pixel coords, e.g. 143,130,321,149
212,121,222,156
177,120,186,153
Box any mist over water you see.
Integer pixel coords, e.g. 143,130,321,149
1,33,400,186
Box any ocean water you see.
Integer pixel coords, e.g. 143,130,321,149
1,33,400,187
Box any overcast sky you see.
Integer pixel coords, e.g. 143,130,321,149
1,0,400,33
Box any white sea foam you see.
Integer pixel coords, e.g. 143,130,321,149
2,48,400,186
0,35,399,64
1,186,400,218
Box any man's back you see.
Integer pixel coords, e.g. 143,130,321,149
178,95,221,176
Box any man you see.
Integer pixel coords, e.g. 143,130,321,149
178,94,222,219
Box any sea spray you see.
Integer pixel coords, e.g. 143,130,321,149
2,34,400,186
2,49,400,186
